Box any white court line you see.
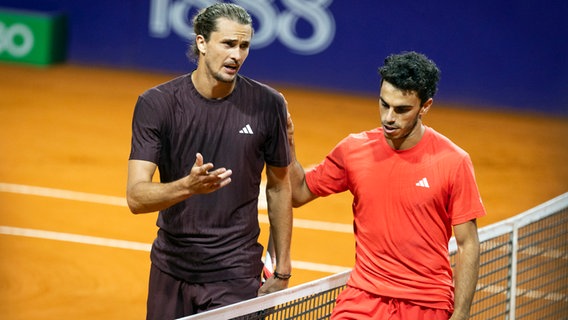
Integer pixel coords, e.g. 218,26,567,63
0,182,353,233
0,183,127,206
0,225,152,251
2,183,565,299
5,223,560,300
0,182,353,273
0,225,351,274
483,239,568,261
477,282,567,303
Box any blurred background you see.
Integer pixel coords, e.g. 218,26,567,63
0,1,566,319
1,0,567,115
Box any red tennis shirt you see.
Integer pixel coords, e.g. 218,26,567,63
305,126,486,311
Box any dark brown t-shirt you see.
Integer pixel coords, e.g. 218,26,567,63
129,73,290,282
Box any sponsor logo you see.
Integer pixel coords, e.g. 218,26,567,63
416,178,430,188
149,0,335,55
0,21,34,57
239,124,254,134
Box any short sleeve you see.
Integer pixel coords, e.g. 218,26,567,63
305,139,349,197
129,95,164,164
448,155,487,225
263,91,291,167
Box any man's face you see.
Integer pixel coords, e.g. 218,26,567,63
199,18,252,83
379,81,431,148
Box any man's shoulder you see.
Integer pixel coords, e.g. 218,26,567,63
141,74,189,98
426,127,469,157
329,128,382,154
346,128,382,143
237,75,280,97
136,74,192,112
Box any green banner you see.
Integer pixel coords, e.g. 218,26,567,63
0,9,67,65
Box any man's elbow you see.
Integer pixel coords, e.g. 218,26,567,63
458,237,481,259
291,190,315,208
292,198,303,208
127,203,143,215
126,194,145,214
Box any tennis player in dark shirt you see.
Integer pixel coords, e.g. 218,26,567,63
126,3,292,319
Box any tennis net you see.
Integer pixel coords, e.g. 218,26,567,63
180,192,568,319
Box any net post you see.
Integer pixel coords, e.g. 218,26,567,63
508,225,519,320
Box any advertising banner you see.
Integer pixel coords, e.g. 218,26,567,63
0,8,66,65
0,0,566,114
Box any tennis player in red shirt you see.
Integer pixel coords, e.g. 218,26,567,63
288,51,485,320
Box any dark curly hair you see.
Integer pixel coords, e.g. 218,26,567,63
187,3,253,61
378,51,441,105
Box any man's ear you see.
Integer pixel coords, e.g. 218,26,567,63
420,98,433,116
196,35,206,54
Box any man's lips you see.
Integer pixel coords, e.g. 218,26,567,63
223,64,238,74
383,124,398,133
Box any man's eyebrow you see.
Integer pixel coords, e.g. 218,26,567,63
379,97,413,109
222,38,250,45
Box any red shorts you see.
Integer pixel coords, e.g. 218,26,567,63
331,286,451,320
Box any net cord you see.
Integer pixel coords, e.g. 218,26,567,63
178,270,351,320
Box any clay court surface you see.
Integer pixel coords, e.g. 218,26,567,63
0,63,566,319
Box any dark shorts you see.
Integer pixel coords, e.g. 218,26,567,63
146,263,261,320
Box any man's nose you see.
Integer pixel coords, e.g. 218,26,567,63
230,47,245,61
384,108,396,123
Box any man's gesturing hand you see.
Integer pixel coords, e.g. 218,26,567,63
186,153,232,194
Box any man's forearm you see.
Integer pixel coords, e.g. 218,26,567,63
266,185,293,273
287,138,317,207
452,241,480,319
127,180,191,214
